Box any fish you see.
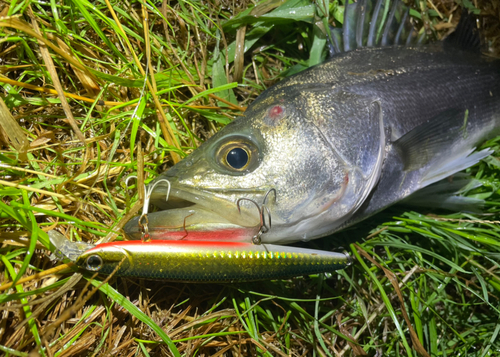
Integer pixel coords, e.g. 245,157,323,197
124,0,500,244
51,235,351,282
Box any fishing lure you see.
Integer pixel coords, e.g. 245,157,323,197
52,236,351,282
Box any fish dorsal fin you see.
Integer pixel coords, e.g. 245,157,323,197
444,11,481,54
328,0,426,56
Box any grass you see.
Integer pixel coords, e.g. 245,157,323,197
0,0,499,355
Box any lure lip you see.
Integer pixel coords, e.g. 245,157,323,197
48,230,95,262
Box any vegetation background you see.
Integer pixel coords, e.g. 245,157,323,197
0,0,499,355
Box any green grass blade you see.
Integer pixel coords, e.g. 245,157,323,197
351,245,414,357
91,280,181,357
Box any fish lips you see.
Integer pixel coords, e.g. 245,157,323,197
123,184,266,242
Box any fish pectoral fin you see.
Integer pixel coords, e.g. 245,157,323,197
393,108,470,172
393,107,493,188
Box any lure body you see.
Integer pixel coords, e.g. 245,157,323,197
75,240,350,282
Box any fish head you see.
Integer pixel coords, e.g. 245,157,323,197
125,87,385,243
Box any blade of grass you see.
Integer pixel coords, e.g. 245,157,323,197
351,244,415,357
0,345,28,357
1,255,45,356
7,191,39,289
92,280,180,357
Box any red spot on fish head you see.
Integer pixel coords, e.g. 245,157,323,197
269,105,284,118
265,105,285,125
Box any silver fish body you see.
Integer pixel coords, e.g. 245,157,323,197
125,1,500,244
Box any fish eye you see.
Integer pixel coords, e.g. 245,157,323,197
215,137,260,174
226,147,249,169
85,255,103,271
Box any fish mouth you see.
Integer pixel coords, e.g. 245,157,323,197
123,183,269,242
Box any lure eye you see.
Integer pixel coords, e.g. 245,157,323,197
85,255,103,271
226,147,249,169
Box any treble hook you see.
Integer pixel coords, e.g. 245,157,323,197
261,188,276,233
236,198,265,244
126,176,171,242
236,188,277,245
